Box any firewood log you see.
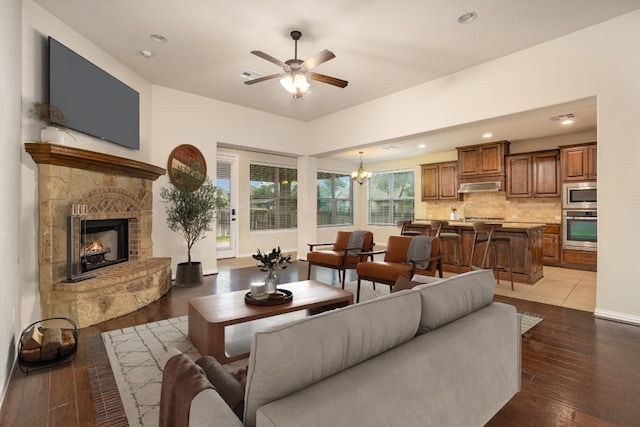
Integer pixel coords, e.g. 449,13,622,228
59,329,76,355
21,348,41,363
41,328,62,361
22,326,43,350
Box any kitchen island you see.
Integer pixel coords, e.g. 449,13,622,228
412,220,544,284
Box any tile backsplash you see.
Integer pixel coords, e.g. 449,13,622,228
421,192,561,224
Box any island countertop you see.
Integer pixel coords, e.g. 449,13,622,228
413,220,546,230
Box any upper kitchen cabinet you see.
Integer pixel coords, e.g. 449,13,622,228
561,142,597,182
506,149,560,199
421,161,461,201
457,141,510,184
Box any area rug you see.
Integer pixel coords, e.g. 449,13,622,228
101,292,543,426
520,311,544,334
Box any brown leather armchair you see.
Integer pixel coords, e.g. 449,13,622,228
307,230,374,288
356,235,442,302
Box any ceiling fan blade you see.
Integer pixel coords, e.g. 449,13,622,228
302,49,336,70
308,72,348,88
250,50,287,68
244,73,286,85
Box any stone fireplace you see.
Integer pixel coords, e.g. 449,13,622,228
25,143,172,328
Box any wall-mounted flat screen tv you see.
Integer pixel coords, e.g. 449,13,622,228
48,37,140,150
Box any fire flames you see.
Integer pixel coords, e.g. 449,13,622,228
81,241,111,257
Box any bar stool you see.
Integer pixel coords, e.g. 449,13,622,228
429,220,461,274
469,222,514,290
398,220,422,236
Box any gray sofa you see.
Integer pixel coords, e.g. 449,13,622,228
177,269,522,427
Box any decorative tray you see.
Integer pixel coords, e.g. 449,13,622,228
245,288,293,306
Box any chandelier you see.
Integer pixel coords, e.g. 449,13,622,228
351,151,372,185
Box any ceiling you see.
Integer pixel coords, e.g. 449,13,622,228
325,96,598,162
34,0,639,160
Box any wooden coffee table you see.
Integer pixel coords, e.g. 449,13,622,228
188,280,353,363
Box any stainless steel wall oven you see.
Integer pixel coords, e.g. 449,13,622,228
563,210,597,251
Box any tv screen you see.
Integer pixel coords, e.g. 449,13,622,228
48,37,140,150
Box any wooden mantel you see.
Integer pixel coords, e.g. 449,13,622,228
25,143,165,180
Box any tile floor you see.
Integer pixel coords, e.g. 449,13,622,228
218,257,597,312
493,265,596,312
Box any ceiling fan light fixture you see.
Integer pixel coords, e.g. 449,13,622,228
280,73,310,94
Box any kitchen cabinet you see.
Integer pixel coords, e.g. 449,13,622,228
563,249,597,271
421,161,461,201
457,141,510,182
506,150,560,198
561,143,597,182
543,224,561,265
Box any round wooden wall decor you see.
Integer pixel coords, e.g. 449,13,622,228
167,144,207,189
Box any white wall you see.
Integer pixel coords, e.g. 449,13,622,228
0,0,22,407
151,87,306,274
306,12,640,323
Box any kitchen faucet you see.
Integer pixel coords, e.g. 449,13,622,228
462,201,475,223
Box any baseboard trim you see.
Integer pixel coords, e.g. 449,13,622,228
594,309,640,326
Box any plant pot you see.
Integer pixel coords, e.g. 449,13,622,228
40,126,65,144
175,261,203,287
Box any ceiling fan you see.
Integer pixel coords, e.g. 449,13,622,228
245,30,348,99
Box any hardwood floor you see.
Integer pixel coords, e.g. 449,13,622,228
1,261,639,426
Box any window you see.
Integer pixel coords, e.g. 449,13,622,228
317,171,353,226
368,170,414,225
250,164,297,230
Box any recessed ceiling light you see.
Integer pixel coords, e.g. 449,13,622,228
561,119,574,125
550,113,575,122
150,34,168,43
458,12,477,24
139,49,156,58
482,133,493,138
418,144,426,149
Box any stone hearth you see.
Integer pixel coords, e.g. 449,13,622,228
25,143,171,328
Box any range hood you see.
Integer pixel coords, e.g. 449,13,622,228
458,181,502,193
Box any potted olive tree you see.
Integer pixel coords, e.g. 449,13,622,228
160,163,228,287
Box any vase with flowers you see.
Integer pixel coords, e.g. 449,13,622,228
29,102,76,144
252,247,292,294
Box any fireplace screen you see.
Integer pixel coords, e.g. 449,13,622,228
67,216,129,281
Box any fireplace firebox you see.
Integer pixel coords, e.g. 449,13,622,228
66,215,129,282
81,219,129,272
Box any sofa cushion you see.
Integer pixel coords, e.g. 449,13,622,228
159,353,213,427
357,260,412,283
306,250,345,267
333,231,351,251
243,290,421,427
196,356,245,419
255,302,520,427
383,235,411,263
416,269,495,333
